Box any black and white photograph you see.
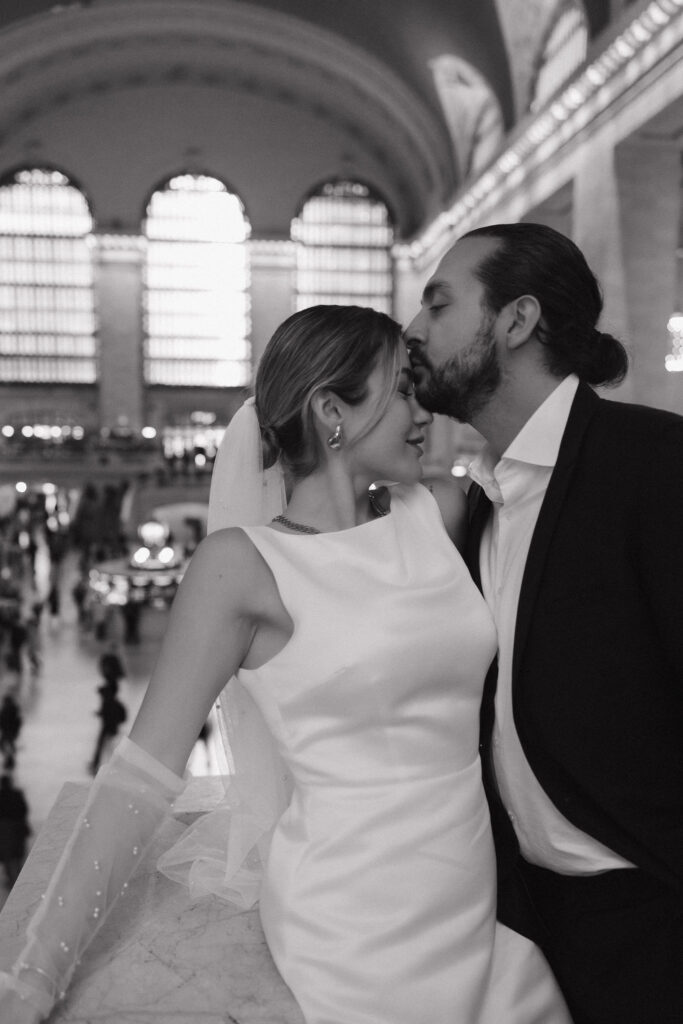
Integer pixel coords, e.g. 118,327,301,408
0,2,681,1022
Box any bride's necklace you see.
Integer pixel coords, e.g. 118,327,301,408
272,514,320,535
273,489,390,535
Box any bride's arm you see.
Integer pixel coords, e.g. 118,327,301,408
129,527,259,774
0,528,258,1023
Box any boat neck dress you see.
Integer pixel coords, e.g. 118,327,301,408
234,482,571,1024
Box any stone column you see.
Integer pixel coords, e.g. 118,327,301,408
248,239,296,371
614,136,682,414
92,233,146,431
574,133,682,413
393,248,426,330
572,138,636,402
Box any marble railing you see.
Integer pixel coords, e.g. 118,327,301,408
0,781,304,1023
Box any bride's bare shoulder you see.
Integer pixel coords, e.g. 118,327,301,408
185,527,275,609
198,524,258,557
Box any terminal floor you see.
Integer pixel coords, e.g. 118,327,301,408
0,552,174,910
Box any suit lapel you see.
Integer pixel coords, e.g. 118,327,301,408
512,382,600,686
466,480,499,759
465,481,492,592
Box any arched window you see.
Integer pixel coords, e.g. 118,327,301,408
531,2,588,112
143,174,251,387
292,181,394,314
0,168,96,383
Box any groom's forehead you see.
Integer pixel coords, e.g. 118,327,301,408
422,278,452,303
427,236,500,298
422,248,474,301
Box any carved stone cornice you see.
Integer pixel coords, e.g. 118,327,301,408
399,3,683,267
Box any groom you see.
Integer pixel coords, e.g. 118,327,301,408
405,223,682,1024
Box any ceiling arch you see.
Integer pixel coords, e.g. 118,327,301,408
0,0,459,237
0,0,625,237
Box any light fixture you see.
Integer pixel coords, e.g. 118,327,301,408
158,546,175,565
665,313,683,372
138,520,168,548
132,547,151,565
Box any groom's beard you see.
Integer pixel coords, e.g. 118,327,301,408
412,317,501,424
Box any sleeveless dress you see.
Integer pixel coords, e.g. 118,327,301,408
233,483,571,1024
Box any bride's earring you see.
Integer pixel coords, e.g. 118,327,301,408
327,423,343,450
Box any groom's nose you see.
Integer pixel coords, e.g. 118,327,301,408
403,309,426,350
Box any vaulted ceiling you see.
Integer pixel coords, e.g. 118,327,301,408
0,1,619,238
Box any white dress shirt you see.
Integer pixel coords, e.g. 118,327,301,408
469,374,633,875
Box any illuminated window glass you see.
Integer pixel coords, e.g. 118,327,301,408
144,174,251,387
0,168,96,383
292,181,394,314
531,3,588,111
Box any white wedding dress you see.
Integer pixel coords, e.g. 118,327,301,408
1,481,571,1024
211,483,570,1024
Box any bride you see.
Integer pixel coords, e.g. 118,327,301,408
0,304,571,1023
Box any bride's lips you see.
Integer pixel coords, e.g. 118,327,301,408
407,435,424,455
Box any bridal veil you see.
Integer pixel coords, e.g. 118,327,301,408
157,397,292,910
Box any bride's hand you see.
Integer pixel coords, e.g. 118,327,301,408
0,972,47,1024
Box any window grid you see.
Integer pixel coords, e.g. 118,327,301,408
0,169,96,383
531,4,588,112
292,182,394,314
144,175,251,388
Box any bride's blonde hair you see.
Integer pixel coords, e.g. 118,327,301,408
255,305,403,479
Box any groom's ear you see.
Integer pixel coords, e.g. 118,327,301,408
504,295,542,351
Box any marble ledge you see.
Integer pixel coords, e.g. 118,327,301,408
0,780,304,1024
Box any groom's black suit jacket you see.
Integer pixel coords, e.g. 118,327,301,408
466,382,683,896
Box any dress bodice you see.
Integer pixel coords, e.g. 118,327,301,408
237,483,497,789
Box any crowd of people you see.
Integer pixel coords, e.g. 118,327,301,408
88,642,128,775
0,482,133,892
69,481,130,571
0,501,39,893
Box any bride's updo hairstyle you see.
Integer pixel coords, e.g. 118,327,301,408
255,304,403,478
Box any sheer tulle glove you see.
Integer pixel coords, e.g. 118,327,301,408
0,972,46,1024
0,737,184,1022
